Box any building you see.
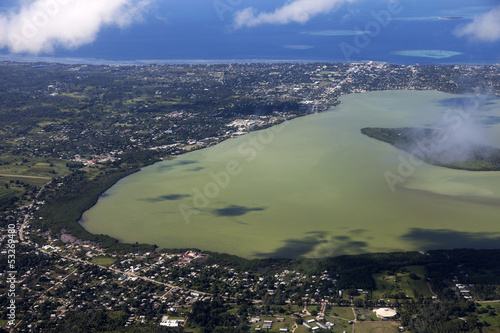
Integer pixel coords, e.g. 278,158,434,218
263,320,273,330
373,308,398,319
317,322,327,329
159,315,185,327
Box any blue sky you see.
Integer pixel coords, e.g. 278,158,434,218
0,0,499,62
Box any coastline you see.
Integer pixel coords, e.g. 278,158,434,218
2,53,500,67
76,91,500,258
10,61,499,258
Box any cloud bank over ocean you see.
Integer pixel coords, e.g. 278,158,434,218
0,0,155,54
455,5,500,42
234,0,357,28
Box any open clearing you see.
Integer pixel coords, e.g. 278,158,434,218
91,256,117,267
355,321,399,333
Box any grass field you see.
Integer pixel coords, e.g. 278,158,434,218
0,155,70,180
0,187,21,198
248,315,295,332
477,302,500,331
354,321,399,333
91,256,117,267
328,306,355,320
372,265,431,301
324,315,353,333
0,155,73,208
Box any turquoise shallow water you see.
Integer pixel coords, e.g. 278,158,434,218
81,90,500,258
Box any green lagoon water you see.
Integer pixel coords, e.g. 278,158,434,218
81,90,500,258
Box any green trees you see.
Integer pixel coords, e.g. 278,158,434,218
400,300,485,333
188,298,246,332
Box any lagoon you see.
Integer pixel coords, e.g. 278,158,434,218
81,90,500,258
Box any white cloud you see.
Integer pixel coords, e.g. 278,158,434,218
455,5,500,42
0,0,155,54
234,0,356,29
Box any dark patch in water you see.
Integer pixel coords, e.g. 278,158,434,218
212,205,266,217
254,235,368,259
476,115,500,126
349,228,369,234
141,194,191,202
157,160,198,170
401,228,500,250
438,97,496,109
187,167,205,172
234,221,249,225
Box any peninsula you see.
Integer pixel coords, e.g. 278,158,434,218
361,127,500,171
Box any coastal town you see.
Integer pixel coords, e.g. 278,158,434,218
2,61,500,332
2,211,499,332
1,61,499,163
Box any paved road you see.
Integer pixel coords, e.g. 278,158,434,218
13,268,78,330
19,184,47,242
58,253,209,296
427,282,437,298
0,173,52,180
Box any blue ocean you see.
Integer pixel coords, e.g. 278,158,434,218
1,0,499,65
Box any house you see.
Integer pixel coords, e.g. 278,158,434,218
159,315,185,327
160,320,179,327
317,322,327,329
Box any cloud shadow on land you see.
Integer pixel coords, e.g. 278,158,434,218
401,228,500,250
212,205,266,217
254,235,368,259
141,194,191,202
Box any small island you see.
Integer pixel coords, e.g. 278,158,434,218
361,127,500,171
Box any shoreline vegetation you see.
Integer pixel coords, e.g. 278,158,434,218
361,127,500,171
2,60,499,259
34,151,163,253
